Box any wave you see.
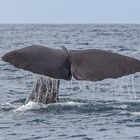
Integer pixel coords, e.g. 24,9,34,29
1,98,140,115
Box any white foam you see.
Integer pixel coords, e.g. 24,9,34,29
55,101,84,106
13,101,84,112
120,111,140,116
1,102,11,106
14,101,40,112
130,112,140,115
115,104,128,109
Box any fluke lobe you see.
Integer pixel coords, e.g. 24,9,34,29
2,45,140,81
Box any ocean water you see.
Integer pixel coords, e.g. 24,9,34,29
1,24,140,140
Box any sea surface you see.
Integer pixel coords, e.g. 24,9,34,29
1,24,140,140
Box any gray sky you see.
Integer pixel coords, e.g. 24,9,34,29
0,0,140,24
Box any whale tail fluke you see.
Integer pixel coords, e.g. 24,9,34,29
70,49,140,81
1,45,72,80
2,45,140,81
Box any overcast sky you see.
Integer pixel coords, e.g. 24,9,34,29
0,0,140,24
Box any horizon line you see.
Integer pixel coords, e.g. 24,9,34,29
0,22,140,25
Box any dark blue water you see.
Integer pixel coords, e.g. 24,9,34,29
1,24,140,140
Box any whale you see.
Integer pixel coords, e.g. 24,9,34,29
2,45,140,81
2,45,140,104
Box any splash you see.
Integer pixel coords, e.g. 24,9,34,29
14,101,40,112
13,100,84,112
61,74,140,100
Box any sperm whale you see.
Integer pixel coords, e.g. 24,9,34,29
2,45,140,104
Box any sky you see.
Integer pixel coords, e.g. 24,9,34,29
0,0,140,24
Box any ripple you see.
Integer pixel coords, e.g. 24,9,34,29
0,103,16,112
1,24,140,139
1,99,140,115
0,98,140,115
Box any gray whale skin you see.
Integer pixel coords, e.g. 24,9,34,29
2,45,140,81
